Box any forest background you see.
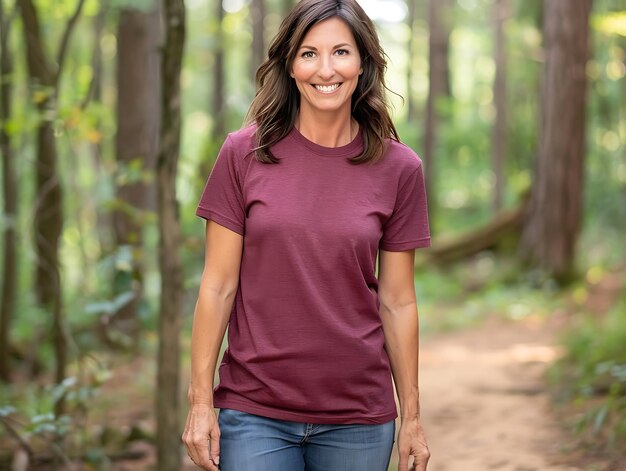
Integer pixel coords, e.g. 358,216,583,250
0,0,625,470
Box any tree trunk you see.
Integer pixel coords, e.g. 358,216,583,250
156,0,185,469
280,0,296,18
491,0,508,212
428,0,451,97
427,202,526,265
82,6,106,110
519,0,592,282
250,0,266,81
423,0,451,230
35,123,66,386
113,5,161,345
211,0,225,142
18,0,85,405
0,1,17,382
406,0,417,122
19,0,65,391
86,6,113,260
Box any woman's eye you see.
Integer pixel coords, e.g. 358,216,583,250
301,51,315,58
335,49,349,56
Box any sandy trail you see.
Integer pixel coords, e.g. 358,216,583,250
390,316,580,471
113,316,581,470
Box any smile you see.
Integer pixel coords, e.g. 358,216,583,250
313,83,341,93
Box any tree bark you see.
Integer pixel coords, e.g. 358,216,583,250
250,0,266,81
0,1,17,382
113,4,161,345
81,6,106,110
423,0,451,231
406,0,417,122
519,0,592,281
491,0,508,212
427,0,451,97
280,0,296,18
18,0,86,402
156,0,185,469
86,6,113,263
212,0,225,141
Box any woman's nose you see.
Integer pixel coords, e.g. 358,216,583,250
317,56,335,80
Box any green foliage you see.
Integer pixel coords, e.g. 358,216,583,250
85,292,135,317
0,364,113,465
2,0,625,463
416,253,565,333
550,296,626,448
109,0,158,12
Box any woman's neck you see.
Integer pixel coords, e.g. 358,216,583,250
295,108,358,148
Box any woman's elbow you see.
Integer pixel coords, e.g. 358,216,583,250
198,274,239,301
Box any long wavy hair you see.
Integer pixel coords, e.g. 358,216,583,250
244,0,399,165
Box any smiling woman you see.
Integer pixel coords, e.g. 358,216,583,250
290,18,363,146
182,1,432,470
245,0,400,165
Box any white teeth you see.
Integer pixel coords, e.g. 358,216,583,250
314,83,340,93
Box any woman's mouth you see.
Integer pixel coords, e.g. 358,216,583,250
313,83,341,93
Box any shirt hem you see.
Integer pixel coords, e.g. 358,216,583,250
196,207,244,236
379,237,431,252
214,397,398,425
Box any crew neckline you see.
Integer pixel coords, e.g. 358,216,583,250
288,124,364,158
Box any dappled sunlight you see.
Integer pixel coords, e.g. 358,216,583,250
423,341,563,366
2,0,625,469
411,318,579,471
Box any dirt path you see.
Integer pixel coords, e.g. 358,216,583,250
111,315,581,470
391,315,580,471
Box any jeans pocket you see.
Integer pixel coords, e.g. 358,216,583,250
218,407,247,427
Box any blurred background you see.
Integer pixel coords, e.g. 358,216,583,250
0,0,624,469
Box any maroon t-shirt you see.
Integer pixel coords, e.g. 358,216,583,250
196,124,430,424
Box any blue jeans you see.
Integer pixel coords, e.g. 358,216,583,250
218,408,395,470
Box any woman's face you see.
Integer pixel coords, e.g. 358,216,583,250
291,17,362,117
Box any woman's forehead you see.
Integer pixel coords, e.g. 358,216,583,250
298,17,357,47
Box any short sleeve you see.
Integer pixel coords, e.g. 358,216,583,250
196,135,245,235
379,163,431,251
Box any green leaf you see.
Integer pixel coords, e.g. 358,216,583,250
593,405,608,435
31,413,55,424
86,291,135,315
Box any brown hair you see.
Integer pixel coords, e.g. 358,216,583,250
244,0,399,164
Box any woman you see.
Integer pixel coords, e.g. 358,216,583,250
182,0,431,470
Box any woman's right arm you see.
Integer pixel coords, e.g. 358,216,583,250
182,220,243,470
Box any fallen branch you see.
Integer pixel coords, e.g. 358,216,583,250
426,200,528,265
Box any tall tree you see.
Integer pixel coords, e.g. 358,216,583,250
406,0,417,122
491,0,508,212
85,6,112,260
112,2,161,345
423,0,451,228
18,0,86,396
156,0,185,468
519,0,592,281
0,0,17,382
250,0,266,81
211,0,226,142
81,5,107,110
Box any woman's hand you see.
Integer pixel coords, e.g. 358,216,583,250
397,416,430,471
182,404,220,470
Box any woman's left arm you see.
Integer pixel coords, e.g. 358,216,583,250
378,248,430,471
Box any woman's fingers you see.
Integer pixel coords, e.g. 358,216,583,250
208,423,221,468
182,405,219,470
